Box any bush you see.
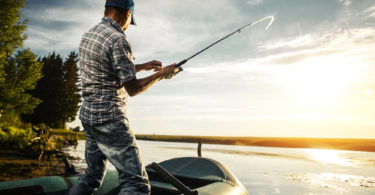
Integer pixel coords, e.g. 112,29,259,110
0,126,36,150
0,125,80,156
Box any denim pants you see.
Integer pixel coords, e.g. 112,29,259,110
67,119,150,195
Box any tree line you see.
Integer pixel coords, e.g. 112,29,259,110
0,0,81,129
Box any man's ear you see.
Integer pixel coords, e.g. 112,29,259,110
126,9,131,19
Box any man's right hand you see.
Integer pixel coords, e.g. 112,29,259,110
161,64,183,79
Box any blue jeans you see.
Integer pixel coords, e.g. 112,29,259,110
67,119,150,195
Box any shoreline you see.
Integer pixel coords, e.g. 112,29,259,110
135,134,375,152
0,128,83,182
0,149,80,182
1,134,374,181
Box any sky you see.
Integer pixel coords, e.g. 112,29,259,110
21,0,375,138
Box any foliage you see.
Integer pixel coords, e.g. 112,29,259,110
22,52,81,128
22,53,64,127
0,0,27,84
62,52,81,123
0,126,36,150
51,128,84,141
0,125,79,156
0,0,43,124
0,50,43,121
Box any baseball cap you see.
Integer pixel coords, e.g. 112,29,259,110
105,0,136,25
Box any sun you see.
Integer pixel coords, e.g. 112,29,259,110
282,54,364,108
364,89,373,95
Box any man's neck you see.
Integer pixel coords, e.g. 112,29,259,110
106,14,125,30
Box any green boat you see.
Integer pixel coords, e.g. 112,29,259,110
0,157,248,195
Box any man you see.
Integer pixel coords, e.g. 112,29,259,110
67,0,181,194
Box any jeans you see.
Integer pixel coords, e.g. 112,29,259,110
67,119,150,195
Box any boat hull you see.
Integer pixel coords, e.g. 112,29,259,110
0,157,248,195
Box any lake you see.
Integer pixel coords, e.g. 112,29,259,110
64,140,375,194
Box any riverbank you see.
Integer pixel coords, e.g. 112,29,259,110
44,131,375,153
136,134,375,152
0,149,81,181
2,133,374,181
50,129,85,140
0,127,84,181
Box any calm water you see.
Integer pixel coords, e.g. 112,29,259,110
64,140,375,195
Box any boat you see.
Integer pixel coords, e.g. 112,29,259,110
0,157,248,195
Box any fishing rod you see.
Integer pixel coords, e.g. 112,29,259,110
176,16,275,67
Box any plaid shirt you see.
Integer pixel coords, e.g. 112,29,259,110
79,17,136,125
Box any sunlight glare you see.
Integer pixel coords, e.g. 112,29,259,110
301,148,359,167
283,54,364,108
364,89,373,95
287,172,375,192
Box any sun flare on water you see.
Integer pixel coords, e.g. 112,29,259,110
300,148,359,167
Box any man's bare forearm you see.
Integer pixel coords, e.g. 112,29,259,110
124,71,164,96
135,60,162,72
135,64,147,72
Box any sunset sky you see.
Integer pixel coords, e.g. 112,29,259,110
22,0,375,138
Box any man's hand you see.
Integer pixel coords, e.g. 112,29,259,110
161,63,183,79
124,63,183,97
136,60,162,72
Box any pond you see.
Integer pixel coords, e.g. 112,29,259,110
64,140,375,195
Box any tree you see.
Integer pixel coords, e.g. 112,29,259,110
0,0,27,83
0,50,43,121
23,52,81,128
62,52,81,123
0,0,43,124
23,53,64,127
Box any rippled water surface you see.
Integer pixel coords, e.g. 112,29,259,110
64,140,375,194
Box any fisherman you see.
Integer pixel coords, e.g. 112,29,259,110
67,0,181,194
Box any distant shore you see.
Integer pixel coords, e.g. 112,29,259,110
135,134,375,152
47,131,375,152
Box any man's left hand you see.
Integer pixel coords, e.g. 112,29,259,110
142,60,162,71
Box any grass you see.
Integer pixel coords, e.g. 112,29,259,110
135,134,375,152
0,126,83,181
0,126,36,150
0,125,83,155
51,128,85,140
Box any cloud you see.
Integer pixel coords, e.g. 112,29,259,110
247,0,264,6
338,0,352,6
127,0,245,60
364,5,375,18
23,0,103,55
23,0,254,60
260,34,315,50
177,25,375,92
25,0,375,137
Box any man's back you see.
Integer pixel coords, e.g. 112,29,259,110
79,17,136,125
68,2,181,194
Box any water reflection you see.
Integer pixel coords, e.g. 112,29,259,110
300,149,360,167
287,172,375,192
65,140,375,194
160,146,375,167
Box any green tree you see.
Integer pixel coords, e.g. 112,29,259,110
0,0,27,83
62,52,81,123
0,0,43,124
0,50,43,121
23,52,81,128
23,52,65,127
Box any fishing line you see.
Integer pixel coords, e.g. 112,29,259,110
176,16,275,67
